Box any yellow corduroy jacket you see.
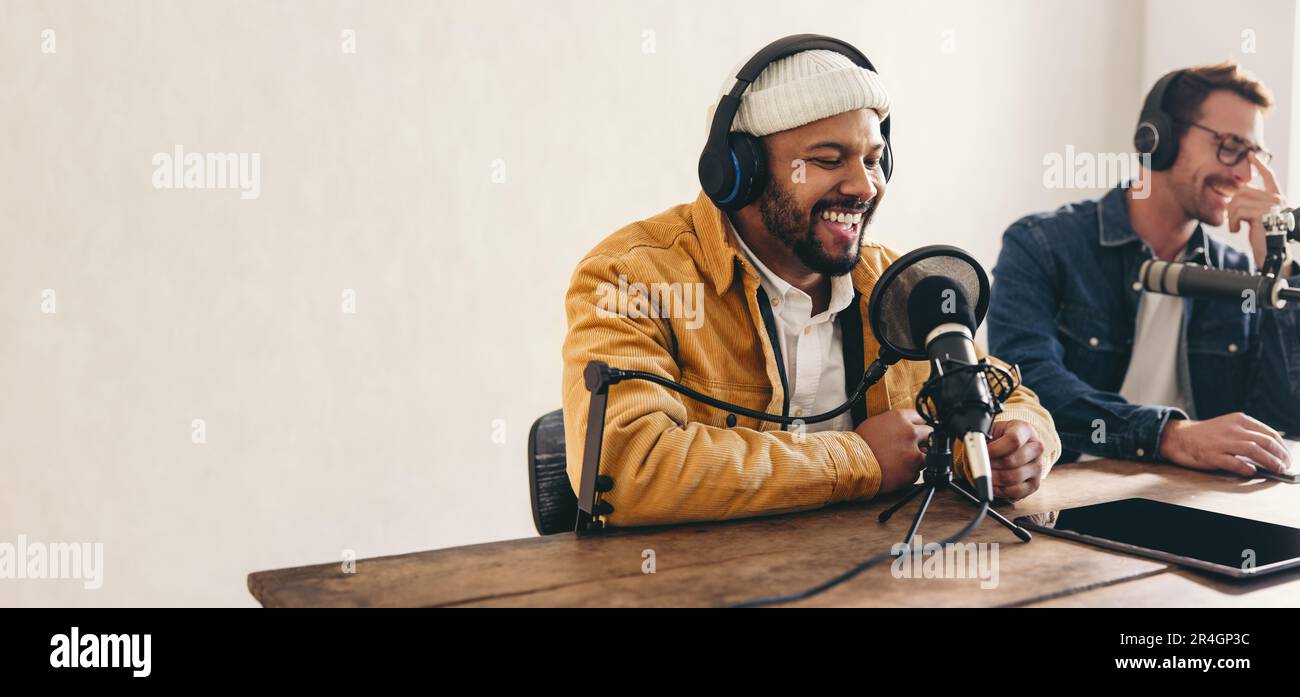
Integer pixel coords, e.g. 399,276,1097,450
562,191,1061,527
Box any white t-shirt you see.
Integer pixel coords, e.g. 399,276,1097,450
1076,278,1190,462
729,221,855,433
1119,290,1191,414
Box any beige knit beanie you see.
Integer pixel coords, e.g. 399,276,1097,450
713,48,891,137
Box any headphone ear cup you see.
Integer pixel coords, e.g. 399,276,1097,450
698,148,733,207
1136,113,1177,171
719,132,767,212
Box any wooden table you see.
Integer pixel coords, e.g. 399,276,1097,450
247,456,1300,607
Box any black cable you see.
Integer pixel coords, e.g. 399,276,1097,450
729,500,990,608
612,355,893,427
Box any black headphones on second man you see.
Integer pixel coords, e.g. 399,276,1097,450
1134,69,1186,171
698,34,894,213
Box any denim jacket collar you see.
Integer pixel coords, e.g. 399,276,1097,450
1097,184,1212,266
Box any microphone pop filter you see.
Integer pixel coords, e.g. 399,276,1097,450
867,245,990,361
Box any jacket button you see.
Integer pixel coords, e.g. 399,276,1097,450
1089,337,1099,347
1228,343,1239,353
726,414,737,427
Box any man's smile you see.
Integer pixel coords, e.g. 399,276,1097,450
815,201,873,243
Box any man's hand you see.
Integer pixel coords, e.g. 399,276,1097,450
1227,152,1286,269
854,409,931,494
1159,412,1292,477
986,419,1047,500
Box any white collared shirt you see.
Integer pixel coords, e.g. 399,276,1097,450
728,220,856,433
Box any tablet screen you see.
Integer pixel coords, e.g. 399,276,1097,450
1023,498,1300,574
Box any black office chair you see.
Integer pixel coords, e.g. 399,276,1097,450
528,409,579,535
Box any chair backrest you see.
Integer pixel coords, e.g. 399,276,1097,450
528,409,578,535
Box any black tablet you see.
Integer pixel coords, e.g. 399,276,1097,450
1014,498,1300,578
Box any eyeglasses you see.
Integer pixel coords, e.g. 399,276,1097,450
1176,120,1272,166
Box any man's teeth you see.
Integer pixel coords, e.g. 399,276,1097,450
820,210,863,226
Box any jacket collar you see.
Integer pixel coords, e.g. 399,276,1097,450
1098,184,1140,248
1097,184,1212,266
692,191,746,296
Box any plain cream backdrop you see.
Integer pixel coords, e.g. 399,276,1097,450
2,0,1295,606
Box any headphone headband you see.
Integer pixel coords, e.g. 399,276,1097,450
733,35,877,86
699,34,893,211
706,35,884,152
1141,70,1182,122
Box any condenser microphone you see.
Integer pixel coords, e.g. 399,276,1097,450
1137,259,1295,310
734,244,1028,608
905,276,996,502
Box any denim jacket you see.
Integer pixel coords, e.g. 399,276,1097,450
988,185,1300,463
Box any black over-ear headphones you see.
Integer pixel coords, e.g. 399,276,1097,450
698,34,893,213
1134,69,1185,171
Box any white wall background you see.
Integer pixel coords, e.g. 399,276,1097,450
0,0,1290,606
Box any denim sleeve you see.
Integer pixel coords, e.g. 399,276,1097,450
987,221,1187,462
1243,266,1300,435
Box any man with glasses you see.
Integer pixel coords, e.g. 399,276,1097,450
988,62,1300,476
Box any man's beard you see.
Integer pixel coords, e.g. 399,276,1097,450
1172,166,1233,227
757,179,873,276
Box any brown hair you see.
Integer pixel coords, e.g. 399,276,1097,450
1162,62,1273,138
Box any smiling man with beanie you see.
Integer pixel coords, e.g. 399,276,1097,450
561,35,1061,527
